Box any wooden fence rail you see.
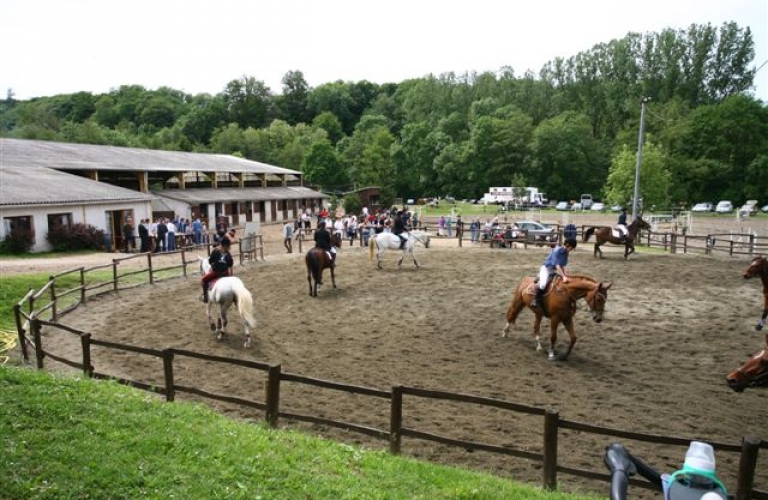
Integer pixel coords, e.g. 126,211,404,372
19,317,767,500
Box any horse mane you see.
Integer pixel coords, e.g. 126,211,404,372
566,273,597,283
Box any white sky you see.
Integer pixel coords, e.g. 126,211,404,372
1,0,766,102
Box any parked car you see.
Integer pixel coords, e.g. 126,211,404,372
580,194,594,210
555,201,571,211
610,204,624,212
715,200,734,213
763,204,768,213
692,202,715,213
571,202,583,211
739,200,758,216
590,202,606,212
515,220,558,242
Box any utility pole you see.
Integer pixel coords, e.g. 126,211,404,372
632,97,651,220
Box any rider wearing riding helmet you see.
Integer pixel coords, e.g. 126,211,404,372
201,237,233,303
531,238,577,309
393,210,408,249
314,220,336,267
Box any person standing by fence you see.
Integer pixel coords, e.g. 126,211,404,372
283,220,294,253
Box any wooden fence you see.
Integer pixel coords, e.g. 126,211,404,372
10,222,767,498
14,316,767,500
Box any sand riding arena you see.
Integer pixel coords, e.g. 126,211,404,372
44,243,767,497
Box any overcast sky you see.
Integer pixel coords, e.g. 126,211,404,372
2,0,766,102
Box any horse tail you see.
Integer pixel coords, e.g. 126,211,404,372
368,234,375,260
233,280,256,328
506,280,527,324
584,227,595,242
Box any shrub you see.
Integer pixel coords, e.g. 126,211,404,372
0,227,34,254
47,223,105,251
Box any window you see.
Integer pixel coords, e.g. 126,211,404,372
47,213,72,231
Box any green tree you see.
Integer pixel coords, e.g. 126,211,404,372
603,141,671,209
277,70,311,125
302,139,347,189
224,76,275,129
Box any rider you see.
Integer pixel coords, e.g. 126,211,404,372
531,238,577,309
393,209,408,249
617,207,628,243
314,220,336,267
201,237,233,303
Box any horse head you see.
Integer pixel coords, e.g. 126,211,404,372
331,233,342,248
198,256,211,276
585,281,613,323
726,349,768,392
632,216,651,232
743,255,768,280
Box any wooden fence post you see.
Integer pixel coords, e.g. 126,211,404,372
81,333,93,377
265,364,281,428
162,349,175,402
32,319,44,370
748,234,755,257
735,435,761,500
542,409,559,491
13,304,29,363
670,233,677,254
390,385,403,455
181,248,187,277
147,253,154,285
112,260,119,292
80,268,86,304
50,276,58,321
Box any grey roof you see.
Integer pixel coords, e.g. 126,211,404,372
0,165,156,207
157,186,328,204
0,138,301,175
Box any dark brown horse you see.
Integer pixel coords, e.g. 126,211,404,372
743,255,768,334
726,348,768,392
305,233,342,297
583,216,651,259
502,274,613,361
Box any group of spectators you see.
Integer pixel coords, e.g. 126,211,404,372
285,205,422,252
121,216,208,253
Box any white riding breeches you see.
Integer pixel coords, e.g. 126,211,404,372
539,265,554,290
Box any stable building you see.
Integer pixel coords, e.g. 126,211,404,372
0,138,328,252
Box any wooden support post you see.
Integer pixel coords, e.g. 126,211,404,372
13,304,29,363
542,409,559,491
162,349,175,402
32,319,44,370
390,385,403,455
735,435,761,500
265,364,281,427
81,333,93,377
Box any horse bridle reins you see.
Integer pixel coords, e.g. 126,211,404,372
407,231,429,246
734,350,768,388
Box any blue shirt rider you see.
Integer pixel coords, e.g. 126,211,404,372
531,238,577,309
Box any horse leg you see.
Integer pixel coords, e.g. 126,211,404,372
243,320,251,349
624,242,634,259
206,303,216,332
560,317,577,360
533,312,544,352
330,265,337,289
307,268,313,296
217,306,228,341
410,248,420,268
594,241,602,259
376,248,384,269
547,320,561,361
397,250,404,267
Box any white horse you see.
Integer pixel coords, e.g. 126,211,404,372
368,230,431,269
198,257,257,348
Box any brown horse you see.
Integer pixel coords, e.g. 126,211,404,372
583,216,651,259
726,348,768,392
502,274,613,361
305,233,342,297
743,255,768,334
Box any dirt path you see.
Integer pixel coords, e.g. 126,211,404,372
30,240,768,499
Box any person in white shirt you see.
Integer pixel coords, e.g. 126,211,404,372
166,219,177,251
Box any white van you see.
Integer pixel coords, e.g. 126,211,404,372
580,194,594,210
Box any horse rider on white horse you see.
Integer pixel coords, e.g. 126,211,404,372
616,207,628,243
201,237,233,303
393,210,408,249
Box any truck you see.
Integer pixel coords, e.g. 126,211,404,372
482,187,547,208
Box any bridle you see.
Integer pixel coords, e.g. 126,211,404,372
734,350,768,388
585,286,607,314
408,231,430,247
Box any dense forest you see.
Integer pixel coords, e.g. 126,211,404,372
2,22,767,209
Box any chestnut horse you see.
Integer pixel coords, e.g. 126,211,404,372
742,256,768,334
583,216,651,259
305,233,342,297
726,348,768,392
502,274,613,361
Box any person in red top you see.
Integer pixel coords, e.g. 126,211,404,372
201,238,234,303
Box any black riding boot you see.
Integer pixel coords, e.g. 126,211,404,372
531,288,544,308
201,284,209,303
